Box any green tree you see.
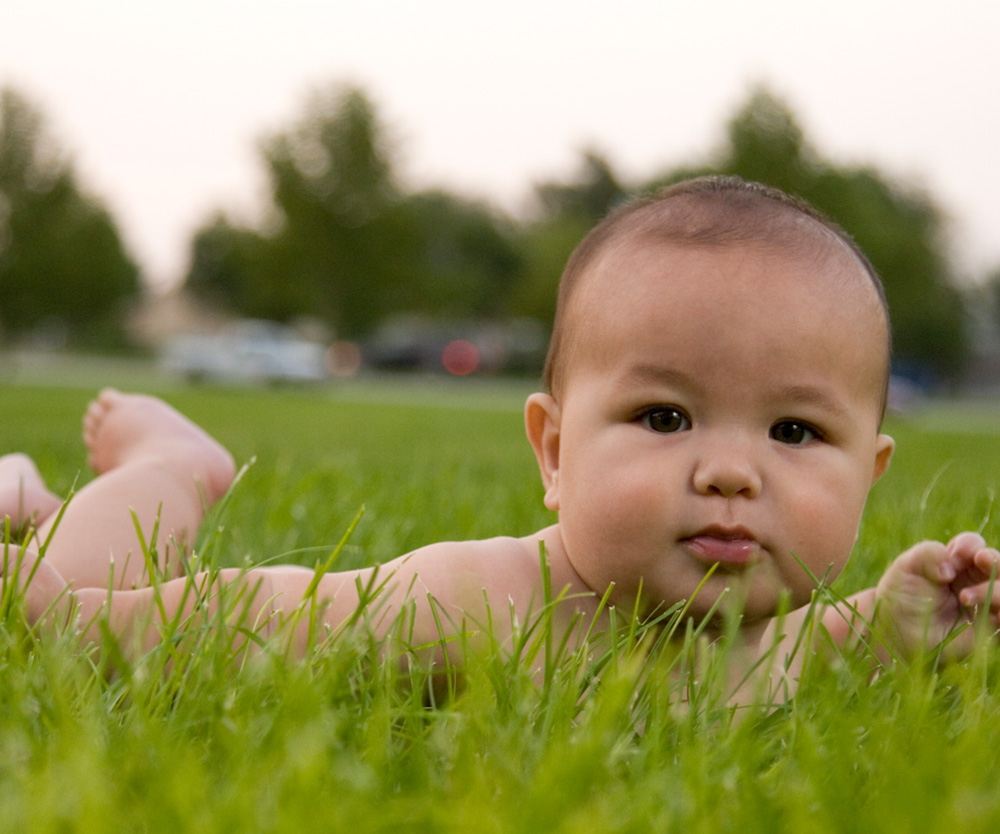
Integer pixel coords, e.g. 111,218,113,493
0,87,140,347
534,150,628,225
263,85,417,336
510,150,629,324
648,86,968,382
187,86,416,336
185,212,305,321
400,190,522,319
186,86,525,337
989,267,1000,327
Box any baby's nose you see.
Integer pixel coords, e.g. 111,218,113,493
692,438,762,498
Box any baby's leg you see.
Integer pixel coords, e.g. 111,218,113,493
0,454,63,530
1,541,75,627
36,390,236,590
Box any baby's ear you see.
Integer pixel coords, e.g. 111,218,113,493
871,433,895,484
525,393,562,511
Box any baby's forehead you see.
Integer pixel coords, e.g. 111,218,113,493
582,231,881,315
594,192,880,291
566,234,892,403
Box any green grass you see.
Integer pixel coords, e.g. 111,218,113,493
2,380,1000,833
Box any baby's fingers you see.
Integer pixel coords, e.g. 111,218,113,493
973,546,1000,577
947,532,989,568
957,550,1000,614
893,540,953,583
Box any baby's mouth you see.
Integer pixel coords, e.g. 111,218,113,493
682,526,763,566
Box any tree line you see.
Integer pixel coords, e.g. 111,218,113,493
0,82,991,383
0,88,139,350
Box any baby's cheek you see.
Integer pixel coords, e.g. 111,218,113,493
798,493,862,570
603,475,660,526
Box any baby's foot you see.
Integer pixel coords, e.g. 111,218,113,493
83,389,237,506
0,453,64,528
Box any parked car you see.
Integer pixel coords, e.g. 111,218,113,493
162,320,329,384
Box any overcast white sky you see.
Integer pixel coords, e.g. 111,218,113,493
1,0,998,291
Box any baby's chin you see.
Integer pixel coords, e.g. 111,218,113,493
674,583,801,632
622,560,818,628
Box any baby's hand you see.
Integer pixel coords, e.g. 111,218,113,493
874,532,1000,661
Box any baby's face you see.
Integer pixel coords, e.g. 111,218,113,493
539,240,894,622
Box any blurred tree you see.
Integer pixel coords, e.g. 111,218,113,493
265,86,407,334
535,150,628,225
185,213,288,318
648,86,968,382
723,87,818,190
401,190,522,319
983,265,1000,335
187,86,414,336
509,214,590,327
0,87,140,348
186,86,524,336
184,82,969,383
510,150,629,324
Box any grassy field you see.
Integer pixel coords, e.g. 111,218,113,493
2,378,1000,832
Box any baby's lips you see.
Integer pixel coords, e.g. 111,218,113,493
684,533,762,566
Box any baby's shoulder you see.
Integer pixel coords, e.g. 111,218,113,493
397,525,594,618
328,525,599,650
396,531,543,592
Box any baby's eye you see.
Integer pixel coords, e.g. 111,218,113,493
641,407,691,434
770,421,819,445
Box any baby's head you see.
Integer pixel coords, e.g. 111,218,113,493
527,176,895,621
544,176,891,410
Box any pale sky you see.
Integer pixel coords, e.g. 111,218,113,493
2,0,998,292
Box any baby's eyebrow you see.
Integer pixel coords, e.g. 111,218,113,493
615,363,694,390
774,385,852,420
616,363,857,417
617,364,855,419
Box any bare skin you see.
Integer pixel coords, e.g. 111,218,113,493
0,453,63,531
4,391,601,663
37,389,237,589
7,180,1000,703
3,388,999,698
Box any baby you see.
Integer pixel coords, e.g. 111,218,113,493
3,176,999,694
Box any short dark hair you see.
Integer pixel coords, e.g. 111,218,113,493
542,175,892,415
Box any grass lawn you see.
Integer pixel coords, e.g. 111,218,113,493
2,378,1000,832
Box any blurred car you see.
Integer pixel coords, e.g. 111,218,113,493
361,316,546,375
162,320,329,384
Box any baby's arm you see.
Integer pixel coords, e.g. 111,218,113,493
66,562,401,659
742,533,1000,707
71,567,290,656
0,544,348,657
66,535,554,664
